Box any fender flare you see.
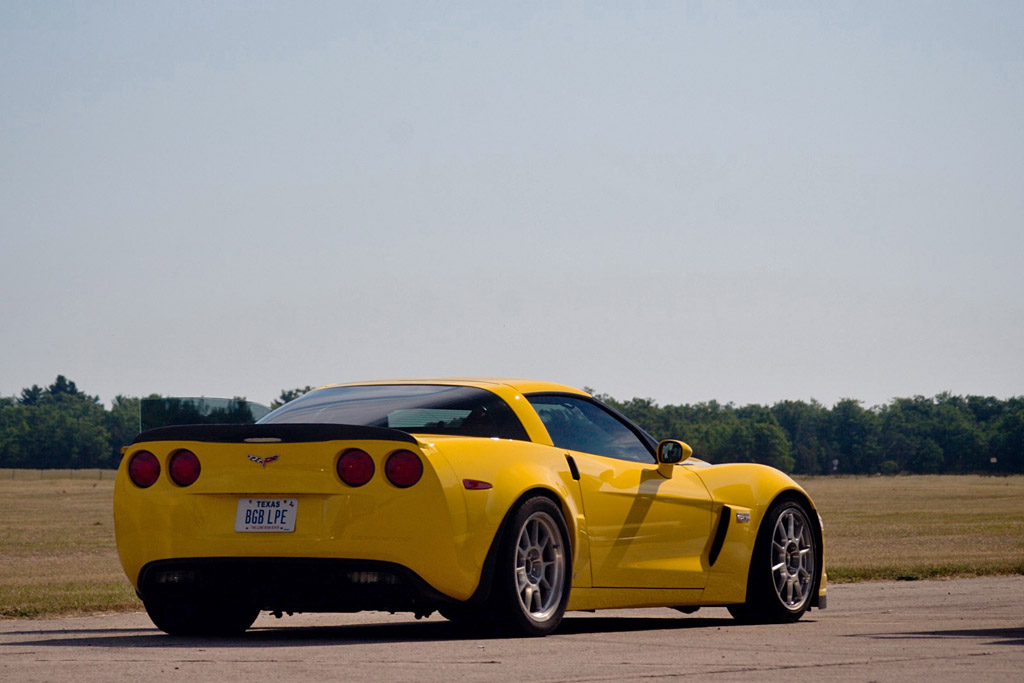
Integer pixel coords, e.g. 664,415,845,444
462,487,572,607
744,490,825,609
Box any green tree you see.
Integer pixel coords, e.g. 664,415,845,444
727,406,794,472
830,399,881,474
47,375,84,398
991,399,1024,473
750,422,795,472
18,385,43,406
270,386,315,409
877,394,987,473
932,393,987,472
107,395,141,456
771,399,834,475
20,384,112,468
0,398,30,467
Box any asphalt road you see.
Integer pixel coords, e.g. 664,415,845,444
2,577,1022,682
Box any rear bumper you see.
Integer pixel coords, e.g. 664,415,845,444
114,437,495,604
139,557,455,616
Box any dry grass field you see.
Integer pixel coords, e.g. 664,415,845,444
797,474,1024,581
0,477,134,618
1,473,1022,618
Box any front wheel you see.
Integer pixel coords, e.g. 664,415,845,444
489,496,572,636
729,500,818,623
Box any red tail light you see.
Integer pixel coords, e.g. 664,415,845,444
128,450,160,488
169,449,201,487
337,449,375,487
385,450,423,488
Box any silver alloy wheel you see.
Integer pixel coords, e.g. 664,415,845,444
771,507,815,610
514,511,566,622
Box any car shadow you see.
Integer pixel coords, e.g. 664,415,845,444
2,614,744,649
857,626,1024,647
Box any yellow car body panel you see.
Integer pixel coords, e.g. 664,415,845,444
115,435,485,600
689,461,827,605
416,436,592,589
568,451,713,589
114,378,826,632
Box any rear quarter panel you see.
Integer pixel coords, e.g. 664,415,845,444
420,436,590,590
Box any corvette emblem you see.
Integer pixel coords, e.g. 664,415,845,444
248,454,280,468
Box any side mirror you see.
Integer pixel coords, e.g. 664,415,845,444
657,439,693,465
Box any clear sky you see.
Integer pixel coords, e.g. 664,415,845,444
2,1,1022,409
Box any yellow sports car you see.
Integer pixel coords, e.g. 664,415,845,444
114,379,826,636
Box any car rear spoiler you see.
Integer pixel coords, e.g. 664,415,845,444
130,423,419,445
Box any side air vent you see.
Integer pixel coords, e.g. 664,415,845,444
708,505,731,566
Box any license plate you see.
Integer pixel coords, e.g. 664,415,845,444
234,498,297,532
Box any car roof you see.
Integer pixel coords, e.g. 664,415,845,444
323,378,590,397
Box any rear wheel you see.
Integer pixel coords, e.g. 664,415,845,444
488,496,571,636
729,500,818,623
144,595,259,636
438,602,487,629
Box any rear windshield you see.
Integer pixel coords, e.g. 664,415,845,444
258,385,530,441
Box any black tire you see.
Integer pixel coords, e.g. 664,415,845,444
728,499,818,624
144,595,259,636
487,496,572,637
438,602,490,632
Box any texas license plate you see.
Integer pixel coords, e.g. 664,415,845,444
234,498,297,532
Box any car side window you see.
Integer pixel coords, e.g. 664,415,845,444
527,395,655,463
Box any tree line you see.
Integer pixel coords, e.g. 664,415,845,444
596,391,1024,474
0,376,139,469
1,376,1021,474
